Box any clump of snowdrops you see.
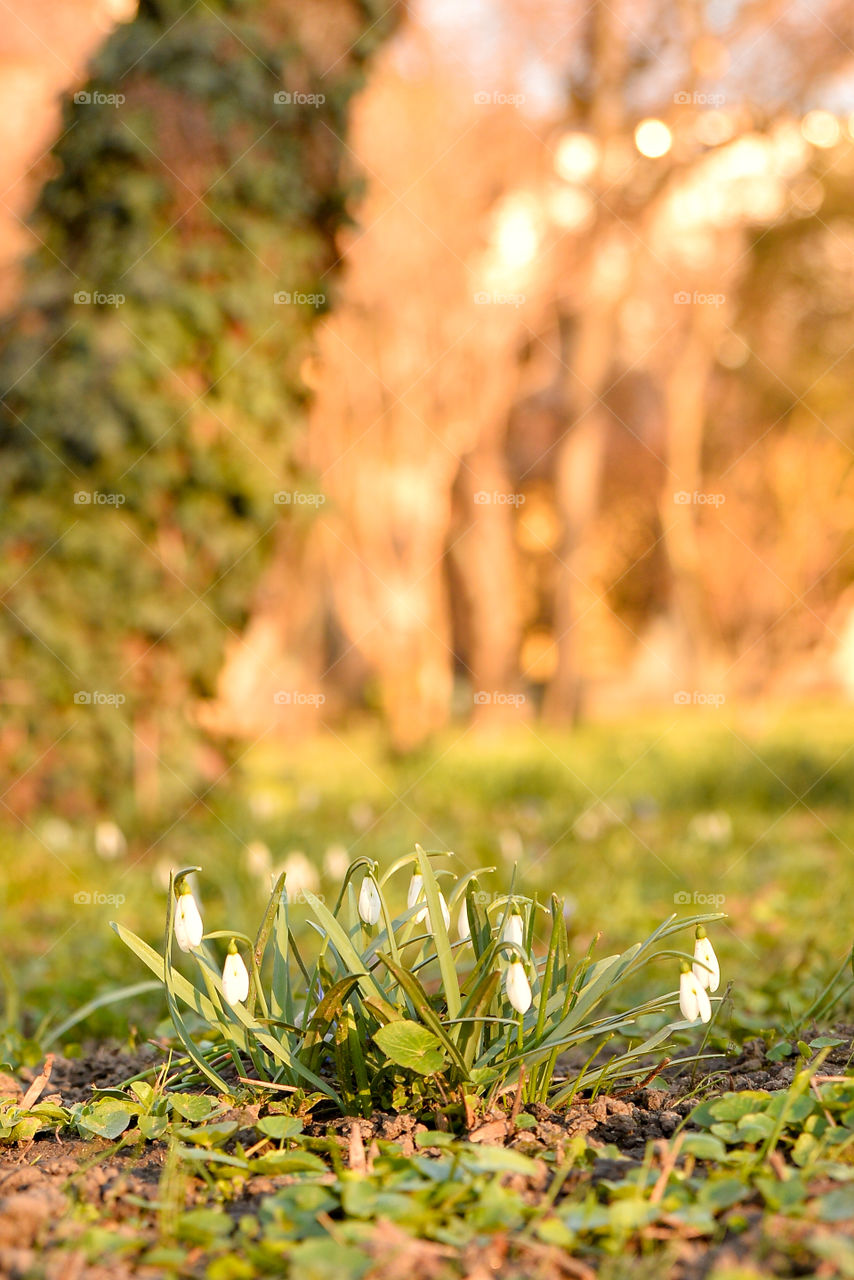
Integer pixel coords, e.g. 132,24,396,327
114,847,724,1115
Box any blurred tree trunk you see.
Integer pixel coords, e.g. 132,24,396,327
198,524,327,740
454,438,523,720
303,59,539,748
657,313,726,687
544,0,627,723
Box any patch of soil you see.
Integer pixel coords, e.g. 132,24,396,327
0,1140,166,1280
17,1044,160,1107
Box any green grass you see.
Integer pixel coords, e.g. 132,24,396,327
3,707,853,1051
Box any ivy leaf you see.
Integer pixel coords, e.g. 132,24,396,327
374,1020,446,1076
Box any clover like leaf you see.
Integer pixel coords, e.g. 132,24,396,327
374,1020,446,1076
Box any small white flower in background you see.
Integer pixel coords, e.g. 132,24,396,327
323,843,350,880
458,899,471,942
505,960,532,1014
277,851,319,902
679,963,712,1023
95,820,126,860
249,790,278,820
174,880,204,952
246,840,272,879
41,817,72,852
222,940,250,1006
358,876,381,926
502,910,525,949
435,892,451,932
692,926,720,992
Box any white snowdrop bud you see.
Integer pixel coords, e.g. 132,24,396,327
692,927,720,992
505,960,532,1014
408,873,428,922
174,880,204,952
502,911,525,949
222,940,250,1006
358,876,381,926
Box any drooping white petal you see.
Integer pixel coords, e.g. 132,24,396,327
696,981,712,1022
222,951,250,1005
679,969,712,1022
505,960,532,1014
458,900,471,942
358,876,381,925
174,890,203,951
437,892,451,931
407,873,424,910
502,912,525,949
692,936,720,992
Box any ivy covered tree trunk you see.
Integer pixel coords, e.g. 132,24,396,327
0,0,396,818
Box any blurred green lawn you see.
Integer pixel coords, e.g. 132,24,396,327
3,704,852,1057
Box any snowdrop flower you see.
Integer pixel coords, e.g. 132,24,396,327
679,962,711,1023
458,899,471,942
174,879,204,952
502,910,525,950
358,875,381,926
95,820,126,860
692,926,719,992
505,960,532,1014
408,873,427,922
222,940,250,1006
407,873,450,930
